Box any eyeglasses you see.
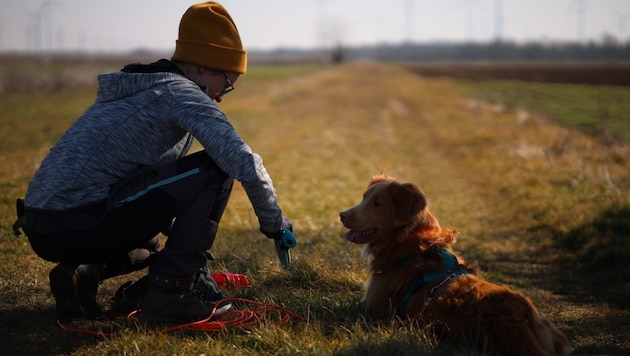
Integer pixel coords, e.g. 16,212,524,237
219,72,235,96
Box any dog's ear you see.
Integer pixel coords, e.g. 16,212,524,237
390,182,427,226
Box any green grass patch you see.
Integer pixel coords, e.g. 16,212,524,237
454,79,630,141
0,90,96,151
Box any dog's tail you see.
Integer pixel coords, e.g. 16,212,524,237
487,295,570,356
447,281,570,356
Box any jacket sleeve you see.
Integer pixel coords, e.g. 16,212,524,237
171,85,284,232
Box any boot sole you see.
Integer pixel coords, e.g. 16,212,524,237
139,302,234,325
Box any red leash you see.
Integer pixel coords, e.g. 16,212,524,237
57,296,431,336
131,297,303,333
56,297,305,336
55,270,437,336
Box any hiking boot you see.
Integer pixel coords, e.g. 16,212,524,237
138,266,233,324
49,263,101,320
111,275,149,315
75,264,102,318
139,284,233,324
113,266,230,318
193,265,226,302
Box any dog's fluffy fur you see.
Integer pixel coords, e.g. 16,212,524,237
340,174,570,356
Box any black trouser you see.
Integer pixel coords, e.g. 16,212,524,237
25,151,233,285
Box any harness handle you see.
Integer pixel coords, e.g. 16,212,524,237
12,198,26,237
397,249,469,316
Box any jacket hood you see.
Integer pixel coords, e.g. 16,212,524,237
96,59,193,102
96,71,184,102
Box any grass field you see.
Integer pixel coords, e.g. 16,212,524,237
454,79,630,142
0,58,629,355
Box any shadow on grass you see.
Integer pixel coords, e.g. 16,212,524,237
0,306,103,355
553,202,630,308
463,202,630,355
257,260,367,325
466,202,629,308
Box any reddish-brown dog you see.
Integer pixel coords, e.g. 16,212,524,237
340,175,570,356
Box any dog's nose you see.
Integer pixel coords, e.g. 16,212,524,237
339,211,348,222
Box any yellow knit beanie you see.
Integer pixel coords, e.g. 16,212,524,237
172,2,247,74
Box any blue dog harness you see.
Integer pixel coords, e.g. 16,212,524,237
397,248,469,316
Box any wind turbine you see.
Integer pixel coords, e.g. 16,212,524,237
571,0,586,44
37,0,62,52
494,0,504,42
315,0,328,49
448,0,488,42
615,11,628,42
405,0,414,43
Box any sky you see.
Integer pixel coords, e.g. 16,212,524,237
0,0,629,53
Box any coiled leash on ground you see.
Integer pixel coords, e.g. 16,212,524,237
56,297,306,336
56,288,454,336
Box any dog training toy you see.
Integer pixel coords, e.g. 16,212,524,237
211,272,252,288
275,229,297,269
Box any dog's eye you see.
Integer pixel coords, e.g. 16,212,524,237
374,200,382,207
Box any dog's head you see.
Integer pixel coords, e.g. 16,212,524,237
340,175,439,245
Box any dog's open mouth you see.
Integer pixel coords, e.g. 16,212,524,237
345,229,377,244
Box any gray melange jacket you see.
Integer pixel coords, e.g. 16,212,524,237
24,63,283,232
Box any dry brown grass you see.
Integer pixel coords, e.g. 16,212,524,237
0,59,628,355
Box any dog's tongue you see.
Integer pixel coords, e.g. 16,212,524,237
345,229,376,244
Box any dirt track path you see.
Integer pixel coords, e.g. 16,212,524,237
246,61,629,353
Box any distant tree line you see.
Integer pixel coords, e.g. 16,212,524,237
350,38,630,62
251,37,630,63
